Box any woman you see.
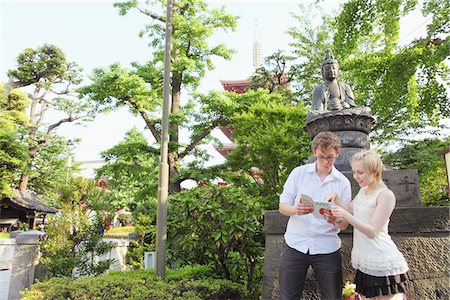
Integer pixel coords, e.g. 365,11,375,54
327,150,409,300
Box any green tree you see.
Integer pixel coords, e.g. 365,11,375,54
225,90,311,209
288,1,449,142
332,0,449,141
4,44,96,191
95,127,160,211
250,51,299,95
26,136,78,201
40,177,114,278
92,128,161,269
0,86,28,197
287,3,335,104
382,137,450,206
80,0,238,193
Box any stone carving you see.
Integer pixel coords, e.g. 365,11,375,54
310,49,357,114
304,49,375,171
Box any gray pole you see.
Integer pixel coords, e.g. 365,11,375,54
156,0,173,278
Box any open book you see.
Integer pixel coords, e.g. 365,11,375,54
301,194,331,219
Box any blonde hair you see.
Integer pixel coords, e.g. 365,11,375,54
312,131,341,152
350,150,386,187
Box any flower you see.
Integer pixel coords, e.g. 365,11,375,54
342,281,357,300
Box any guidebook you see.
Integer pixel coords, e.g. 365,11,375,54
301,194,331,219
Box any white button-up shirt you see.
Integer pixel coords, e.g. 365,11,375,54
280,162,351,254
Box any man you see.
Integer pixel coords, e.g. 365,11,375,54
311,49,357,113
279,131,351,300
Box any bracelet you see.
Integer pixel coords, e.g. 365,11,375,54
335,218,344,224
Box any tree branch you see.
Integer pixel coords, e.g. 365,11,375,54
126,97,161,142
179,120,220,160
138,7,165,23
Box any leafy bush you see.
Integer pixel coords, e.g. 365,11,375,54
382,137,450,206
40,180,115,278
167,185,265,298
21,265,247,299
125,197,157,269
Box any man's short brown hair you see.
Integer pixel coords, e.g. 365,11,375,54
311,131,341,151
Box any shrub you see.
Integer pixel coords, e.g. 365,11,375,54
167,185,265,298
21,265,248,299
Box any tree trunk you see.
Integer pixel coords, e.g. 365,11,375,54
168,152,181,193
18,143,39,190
168,73,183,193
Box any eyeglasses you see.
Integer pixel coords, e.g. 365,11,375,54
316,155,337,162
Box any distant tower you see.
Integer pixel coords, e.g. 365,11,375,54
216,20,264,156
253,19,262,70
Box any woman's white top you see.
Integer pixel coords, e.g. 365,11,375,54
351,187,409,277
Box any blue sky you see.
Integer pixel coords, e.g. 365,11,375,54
0,1,431,162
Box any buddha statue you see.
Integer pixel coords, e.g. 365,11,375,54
310,49,357,115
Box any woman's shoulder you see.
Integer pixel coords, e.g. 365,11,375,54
378,188,395,199
376,188,396,206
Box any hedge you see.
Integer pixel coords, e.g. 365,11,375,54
21,265,248,299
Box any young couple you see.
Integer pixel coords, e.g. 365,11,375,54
279,131,409,300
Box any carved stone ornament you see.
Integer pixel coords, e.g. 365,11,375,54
304,107,375,139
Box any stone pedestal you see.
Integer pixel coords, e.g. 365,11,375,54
262,208,450,300
304,108,375,171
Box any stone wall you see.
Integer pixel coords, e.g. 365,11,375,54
0,235,131,300
0,231,40,300
262,207,449,300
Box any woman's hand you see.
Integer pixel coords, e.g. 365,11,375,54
331,205,348,220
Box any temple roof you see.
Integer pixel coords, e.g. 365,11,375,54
220,79,252,94
2,189,57,214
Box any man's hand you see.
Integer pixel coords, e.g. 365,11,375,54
295,200,314,215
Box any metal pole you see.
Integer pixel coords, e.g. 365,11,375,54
155,0,173,278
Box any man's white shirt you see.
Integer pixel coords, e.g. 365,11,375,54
280,162,351,254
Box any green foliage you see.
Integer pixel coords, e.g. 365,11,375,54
5,44,96,191
382,137,450,206
19,222,29,231
288,1,449,142
167,185,264,297
95,128,160,211
225,90,311,209
423,0,450,37
92,128,160,269
124,196,158,269
81,1,238,192
7,44,81,88
21,265,247,300
250,50,299,95
332,0,449,141
40,178,114,278
287,3,334,104
0,86,28,197
114,0,238,89
25,136,78,201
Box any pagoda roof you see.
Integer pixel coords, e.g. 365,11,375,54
220,79,252,85
1,189,57,214
213,143,237,157
220,79,253,94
